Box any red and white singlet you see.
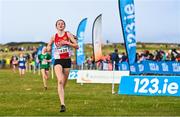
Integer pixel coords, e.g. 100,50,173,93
54,32,71,59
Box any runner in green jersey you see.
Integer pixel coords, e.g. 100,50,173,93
38,46,51,90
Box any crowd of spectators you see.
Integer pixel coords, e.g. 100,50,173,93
83,48,180,71
0,46,38,69
135,49,180,62
1,46,180,71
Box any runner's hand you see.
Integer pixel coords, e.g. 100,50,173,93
47,46,51,51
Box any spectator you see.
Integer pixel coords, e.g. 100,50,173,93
11,55,18,72
110,48,119,70
120,52,127,62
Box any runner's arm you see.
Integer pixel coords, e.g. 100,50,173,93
67,32,79,49
47,36,54,52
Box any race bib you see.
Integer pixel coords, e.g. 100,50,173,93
42,60,47,65
19,63,24,66
59,47,69,54
54,46,70,59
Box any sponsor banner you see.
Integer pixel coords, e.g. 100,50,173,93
35,45,43,66
76,70,129,84
92,14,102,61
51,43,55,65
118,0,136,64
118,62,129,71
118,61,180,75
68,70,79,80
118,76,180,96
76,18,87,65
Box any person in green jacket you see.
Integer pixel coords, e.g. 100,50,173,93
38,46,51,90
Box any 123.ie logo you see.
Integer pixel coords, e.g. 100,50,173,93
134,78,178,95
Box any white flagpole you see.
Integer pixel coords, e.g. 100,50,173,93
81,63,83,70
29,63,31,73
33,63,36,74
80,64,84,86
38,63,40,75
112,61,115,94
51,64,54,79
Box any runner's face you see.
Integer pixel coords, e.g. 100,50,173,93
56,20,65,31
42,47,47,53
20,54,23,57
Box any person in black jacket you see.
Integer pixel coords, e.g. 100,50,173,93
110,48,119,70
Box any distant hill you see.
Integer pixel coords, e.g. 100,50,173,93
5,41,47,46
0,41,180,57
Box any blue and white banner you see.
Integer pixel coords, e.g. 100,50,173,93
76,18,87,65
118,76,180,96
118,0,136,64
68,70,79,80
68,70,129,83
37,45,43,55
118,61,180,75
35,45,43,67
51,43,55,65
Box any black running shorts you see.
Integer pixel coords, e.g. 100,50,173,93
54,59,71,68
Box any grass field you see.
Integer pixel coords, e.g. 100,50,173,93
0,69,180,116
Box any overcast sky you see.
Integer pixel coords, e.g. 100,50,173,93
0,0,180,44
